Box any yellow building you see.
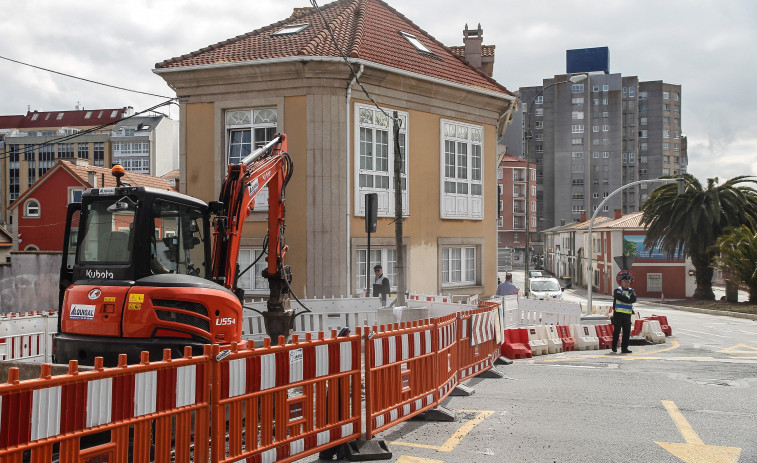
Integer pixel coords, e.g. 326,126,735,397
154,0,515,298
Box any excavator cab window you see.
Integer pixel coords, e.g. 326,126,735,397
151,199,208,277
78,197,136,264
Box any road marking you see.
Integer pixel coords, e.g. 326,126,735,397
677,328,730,338
718,344,757,354
739,330,757,335
388,410,494,452
396,457,444,463
530,340,681,362
655,400,741,463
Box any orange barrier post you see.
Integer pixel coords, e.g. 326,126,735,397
364,320,438,438
556,325,575,351
501,328,532,359
0,345,211,463
211,330,362,463
435,313,459,402
595,324,613,349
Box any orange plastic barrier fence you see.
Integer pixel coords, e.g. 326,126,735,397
646,315,672,336
457,304,500,381
210,330,361,463
631,319,645,337
365,320,438,437
435,313,459,402
595,324,613,349
501,328,532,359
0,346,211,463
556,325,575,351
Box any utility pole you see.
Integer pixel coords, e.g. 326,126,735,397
393,111,406,306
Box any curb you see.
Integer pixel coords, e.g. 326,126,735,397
650,303,757,321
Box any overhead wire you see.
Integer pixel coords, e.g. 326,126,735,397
0,55,175,99
0,99,177,163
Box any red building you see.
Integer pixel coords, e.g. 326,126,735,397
7,160,174,252
589,211,692,299
497,154,536,267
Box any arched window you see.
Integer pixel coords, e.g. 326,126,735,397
24,245,39,251
25,200,40,217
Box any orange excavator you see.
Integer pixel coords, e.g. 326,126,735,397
54,134,297,366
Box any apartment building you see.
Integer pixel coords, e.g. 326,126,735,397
496,154,536,267
502,57,684,235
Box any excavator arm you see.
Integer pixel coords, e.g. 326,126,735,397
211,133,295,342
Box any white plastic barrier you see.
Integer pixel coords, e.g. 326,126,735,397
243,296,478,340
0,311,57,363
645,320,666,344
526,326,548,356
243,297,383,340
591,305,613,316
539,325,563,354
570,324,600,351
518,299,581,326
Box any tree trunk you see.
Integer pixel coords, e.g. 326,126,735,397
749,285,757,304
692,254,715,300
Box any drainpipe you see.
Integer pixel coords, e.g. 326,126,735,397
346,64,365,297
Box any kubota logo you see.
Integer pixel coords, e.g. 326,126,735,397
215,317,236,326
86,269,114,279
87,289,102,300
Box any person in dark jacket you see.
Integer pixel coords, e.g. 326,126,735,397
373,264,391,306
612,274,637,354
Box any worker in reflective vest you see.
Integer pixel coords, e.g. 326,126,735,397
611,275,637,354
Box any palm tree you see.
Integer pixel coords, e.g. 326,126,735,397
713,225,757,303
641,174,757,299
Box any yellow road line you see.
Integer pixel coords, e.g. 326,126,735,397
661,400,704,445
396,456,444,463
389,410,494,452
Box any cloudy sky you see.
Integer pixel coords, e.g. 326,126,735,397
1,0,755,182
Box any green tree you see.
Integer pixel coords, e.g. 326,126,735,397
641,174,757,299
713,225,757,302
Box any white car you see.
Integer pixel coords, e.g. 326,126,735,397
529,277,564,300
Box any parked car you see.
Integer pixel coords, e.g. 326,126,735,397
529,277,564,300
528,270,543,279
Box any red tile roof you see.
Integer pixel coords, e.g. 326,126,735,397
595,212,644,229
16,108,130,130
155,0,511,96
9,161,175,211
65,162,176,190
0,115,25,129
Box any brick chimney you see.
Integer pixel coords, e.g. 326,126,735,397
614,209,623,219
580,211,587,222
463,24,483,71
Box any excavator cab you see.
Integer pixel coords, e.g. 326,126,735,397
55,185,242,366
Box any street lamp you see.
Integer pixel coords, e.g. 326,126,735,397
585,177,685,312
524,74,587,296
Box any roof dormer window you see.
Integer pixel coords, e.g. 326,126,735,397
57,113,64,120
400,32,432,54
272,23,309,36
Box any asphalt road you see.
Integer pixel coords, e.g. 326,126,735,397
301,290,757,463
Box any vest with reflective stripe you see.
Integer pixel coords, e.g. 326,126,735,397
614,287,634,314
614,302,633,314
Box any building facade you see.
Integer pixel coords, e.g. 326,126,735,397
496,154,536,268
543,211,694,298
6,160,175,253
501,60,684,235
154,0,516,298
